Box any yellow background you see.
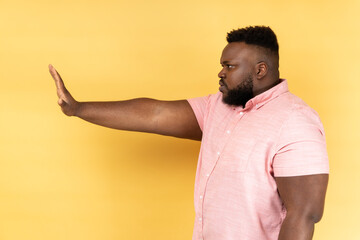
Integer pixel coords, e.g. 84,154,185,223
0,0,359,239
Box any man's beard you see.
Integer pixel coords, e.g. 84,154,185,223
222,75,254,107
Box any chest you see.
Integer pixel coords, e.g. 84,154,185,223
200,106,284,174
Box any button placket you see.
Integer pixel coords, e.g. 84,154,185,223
197,110,245,235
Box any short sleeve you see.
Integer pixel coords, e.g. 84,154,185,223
273,108,330,177
187,95,211,131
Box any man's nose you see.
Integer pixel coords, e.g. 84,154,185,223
218,68,225,79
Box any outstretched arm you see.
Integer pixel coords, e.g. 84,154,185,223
48,64,202,141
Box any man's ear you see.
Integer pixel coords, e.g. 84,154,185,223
255,62,268,79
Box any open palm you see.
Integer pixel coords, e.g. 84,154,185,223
48,64,80,116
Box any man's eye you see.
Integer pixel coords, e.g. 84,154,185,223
227,65,235,69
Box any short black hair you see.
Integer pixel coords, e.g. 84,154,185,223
226,26,279,55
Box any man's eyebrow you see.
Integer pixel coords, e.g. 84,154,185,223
221,60,238,65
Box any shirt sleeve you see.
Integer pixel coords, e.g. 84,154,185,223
273,108,330,177
187,95,211,132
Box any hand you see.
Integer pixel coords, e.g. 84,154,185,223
49,64,80,116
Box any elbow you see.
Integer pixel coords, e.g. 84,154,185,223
308,210,324,224
286,208,324,224
306,204,325,224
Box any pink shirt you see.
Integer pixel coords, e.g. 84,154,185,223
187,79,329,240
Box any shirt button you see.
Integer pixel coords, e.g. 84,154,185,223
200,195,203,199
199,217,202,221
217,151,220,155
256,104,259,107
240,112,244,115
206,173,210,177
226,130,230,134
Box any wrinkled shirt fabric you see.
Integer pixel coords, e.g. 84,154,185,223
187,79,329,240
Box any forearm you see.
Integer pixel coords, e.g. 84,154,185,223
278,213,316,240
75,98,161,133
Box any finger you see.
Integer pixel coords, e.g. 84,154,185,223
48,64,63,87
48,64,66,92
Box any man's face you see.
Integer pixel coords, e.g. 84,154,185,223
218,42,256,107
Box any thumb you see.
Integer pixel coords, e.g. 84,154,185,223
58,98,66,106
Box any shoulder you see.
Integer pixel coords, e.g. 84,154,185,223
284,93,324,133
187,91,227,111
275,93,326,146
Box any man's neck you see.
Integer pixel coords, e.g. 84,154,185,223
254,78,281,96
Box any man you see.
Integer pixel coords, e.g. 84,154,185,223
49,26,329,240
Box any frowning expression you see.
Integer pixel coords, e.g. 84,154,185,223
218,42,258,106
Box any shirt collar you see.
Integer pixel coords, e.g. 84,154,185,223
233,79,289,112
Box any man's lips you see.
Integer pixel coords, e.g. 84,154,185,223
219,85,226,92
219,79,228,86
219,79,227,92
